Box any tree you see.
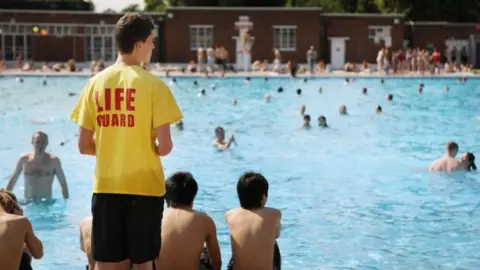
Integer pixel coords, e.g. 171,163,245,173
122,3,141,12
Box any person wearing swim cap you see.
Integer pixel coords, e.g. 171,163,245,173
429,141,460,172
6,131,69,201
69,13,182,270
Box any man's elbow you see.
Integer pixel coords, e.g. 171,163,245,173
156,141,173,156
31,248,44,259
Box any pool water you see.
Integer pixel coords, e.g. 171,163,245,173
1,75,480,269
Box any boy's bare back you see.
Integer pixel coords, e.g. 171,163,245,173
0,214,43,270
79,217,94,270
156,208,220,270
225,207,281,270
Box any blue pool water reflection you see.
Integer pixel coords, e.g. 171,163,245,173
0,75,479,269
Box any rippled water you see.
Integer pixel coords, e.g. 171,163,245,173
0,75,479,269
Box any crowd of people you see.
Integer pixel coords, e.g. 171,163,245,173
0,12,477,270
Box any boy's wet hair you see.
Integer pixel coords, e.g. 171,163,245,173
115,13,154,54
0,189,20,214
166,172,198,207
303,114,311,121
237,172,269,209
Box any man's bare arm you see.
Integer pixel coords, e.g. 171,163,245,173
79,225,85,253
274,210,282,239
6,156,25,191
24,218,43,259
205,217,222,270
53,158,69,199
155,124,173,156
78,127,96,156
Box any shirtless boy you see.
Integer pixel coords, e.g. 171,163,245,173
212,126,236,150
0,189,43,270
225,172,282,270
156,172,221,270
79,216,94,270
6,131,69,201
429,141,460,172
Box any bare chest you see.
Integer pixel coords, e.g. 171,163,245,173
22,159,55,177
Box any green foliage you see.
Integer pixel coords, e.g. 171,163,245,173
122,4,141,12
142,0,480,22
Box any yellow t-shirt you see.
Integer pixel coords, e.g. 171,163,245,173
69,65,183,197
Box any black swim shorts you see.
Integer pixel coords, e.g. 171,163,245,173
91,193,164,264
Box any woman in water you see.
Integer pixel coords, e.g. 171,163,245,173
457,152,476,171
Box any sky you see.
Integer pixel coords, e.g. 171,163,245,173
93,0,145,12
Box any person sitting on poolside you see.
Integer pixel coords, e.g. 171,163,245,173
318,116,328,128
455,152,476,172
0,189,43,270
302,115,311,129
339,105,347,115
212,127,236,150
156,172,222,270
225,172,282,270
429,141,460,172
6,131,69,201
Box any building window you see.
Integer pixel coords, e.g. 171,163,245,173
189,25,213,51
368,26,391,39
273,26,296,51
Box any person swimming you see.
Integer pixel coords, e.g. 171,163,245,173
212,127,236,150
418,83,424,94
318,116,328,128
318,87,322,93
362,88,367,95
458,152,476,172
444,86,449,92
339,105,347,115
375,105,382,114
265,94,271,103
245,77,251,84
296,89,302,96
199,89,206,96
344,78,350,84
380,78,384,84
303,78,308,83
232,99,237,106
175,120,184,131
302,115,311,129
387,94,393,102
429,141,460,172
277,87,283,93
299,105,306,115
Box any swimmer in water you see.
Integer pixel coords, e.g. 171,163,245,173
387,94,393,102
0,189,43,269
245,77,251,84
418,83,424,94
303,78,308,83
212,127,236,150
277,87,283,93
264,77,268,82
42,80,47,86
6,131,69,201
318,87,322,93
444,86,449,92
375,105,382,114
318,116,328,128
172,78,177,84
302,115,311,129
380,78,384,84
211,84,216,90
344,78,350,84
339,105,347,115
456,152,476,172
429,141,461,172
296,89,302,96
264,94,271,103
232,99,237,106
68,92,77,97
194,80,198,87
300,105,306,115
199,89,206,96
175,120,184,131
362,88,367,95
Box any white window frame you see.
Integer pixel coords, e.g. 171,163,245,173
368,25,392,39
273,25,297,52
189,25,213,51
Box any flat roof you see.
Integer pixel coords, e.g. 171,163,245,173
323,13,405,18
0,9,165,16
406,21,479,26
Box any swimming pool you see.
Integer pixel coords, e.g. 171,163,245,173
1,75,480,269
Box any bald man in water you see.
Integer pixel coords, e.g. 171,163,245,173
6,131,69,200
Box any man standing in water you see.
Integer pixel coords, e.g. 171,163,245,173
429,141,460,172
6,131,69,201
69,13,182,270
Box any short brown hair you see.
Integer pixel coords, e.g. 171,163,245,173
115,13,154,54
0,189,20,214
446,141,459,152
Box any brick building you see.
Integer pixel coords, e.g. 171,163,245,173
0,7,479,67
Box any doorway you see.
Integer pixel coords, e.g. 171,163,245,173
328,37,349,70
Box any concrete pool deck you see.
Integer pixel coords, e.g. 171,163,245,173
0,70,478,78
